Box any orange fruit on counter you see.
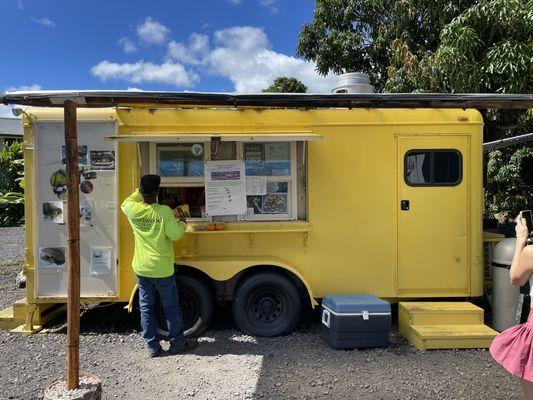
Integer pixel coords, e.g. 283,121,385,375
215,223,225,231
206,224,216,231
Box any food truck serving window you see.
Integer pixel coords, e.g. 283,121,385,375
404,149,462,186
149,141,299,221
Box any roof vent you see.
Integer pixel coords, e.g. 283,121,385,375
331,72,374,94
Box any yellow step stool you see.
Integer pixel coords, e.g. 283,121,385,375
399,302,498,351
0,298,66,334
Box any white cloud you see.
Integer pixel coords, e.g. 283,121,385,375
259,0,280,14
206,26,336,93
136,17,170,45
228,0,242,4
16,0,23,11
7,84,42,91
118,37,138,54
126,87,144,91
90,60,198,88
31,17,55,28
91,25,336,93
167,33,209,65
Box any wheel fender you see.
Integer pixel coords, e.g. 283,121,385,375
178,258,319,308
259,262,318,308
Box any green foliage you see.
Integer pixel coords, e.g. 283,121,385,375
485,145,533,222
263,77,308,93
385,0,533,95
297,0,475,89
0,141,25,226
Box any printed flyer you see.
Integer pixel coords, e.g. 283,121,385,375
90,247,112,276
204,160,247,216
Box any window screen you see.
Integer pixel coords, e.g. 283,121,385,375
405,150,462,186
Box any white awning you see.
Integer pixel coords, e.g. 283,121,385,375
105,132,323,142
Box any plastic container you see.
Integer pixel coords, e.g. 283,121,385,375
321,294,391,349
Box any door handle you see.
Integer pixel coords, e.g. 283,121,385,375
401,200,410,211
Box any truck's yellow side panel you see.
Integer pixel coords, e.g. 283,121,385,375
115,107,484,302
23,107,484,305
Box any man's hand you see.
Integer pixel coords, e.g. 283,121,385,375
172,207,187,224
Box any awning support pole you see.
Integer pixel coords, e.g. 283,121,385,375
64,100,80,390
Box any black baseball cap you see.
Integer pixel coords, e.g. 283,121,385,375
139,174,161,195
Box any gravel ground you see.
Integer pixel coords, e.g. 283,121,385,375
0,227,523,400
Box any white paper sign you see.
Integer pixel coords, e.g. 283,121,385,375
246,176,267,196
90,247,112,276
204,160,247,216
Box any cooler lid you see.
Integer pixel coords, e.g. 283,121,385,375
322,294,391,314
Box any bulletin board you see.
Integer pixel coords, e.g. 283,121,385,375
34,120,118,298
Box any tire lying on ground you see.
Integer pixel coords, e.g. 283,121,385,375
156,274,214,338
233,272,302,337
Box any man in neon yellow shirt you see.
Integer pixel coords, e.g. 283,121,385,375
121,174,198,357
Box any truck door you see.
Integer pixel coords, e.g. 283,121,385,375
396,135,469,295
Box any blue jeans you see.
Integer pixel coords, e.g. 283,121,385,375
136,274,185,353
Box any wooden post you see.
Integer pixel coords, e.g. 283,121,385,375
64,101,80,390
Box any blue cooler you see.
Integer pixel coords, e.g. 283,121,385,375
321,294,391,349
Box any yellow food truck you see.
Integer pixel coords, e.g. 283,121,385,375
1,90,531,343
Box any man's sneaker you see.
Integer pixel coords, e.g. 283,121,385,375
169,338,199,354
148,347,163,358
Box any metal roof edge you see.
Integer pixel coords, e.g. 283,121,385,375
2,90,532,109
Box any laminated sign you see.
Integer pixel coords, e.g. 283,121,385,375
204,160,246,216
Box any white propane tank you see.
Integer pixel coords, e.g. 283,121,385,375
331,72,374,94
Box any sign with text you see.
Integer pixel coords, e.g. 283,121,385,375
204,160,247,216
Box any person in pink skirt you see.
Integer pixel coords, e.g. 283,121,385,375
490,214,533,398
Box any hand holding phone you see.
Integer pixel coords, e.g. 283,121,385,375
173,206,187,224
521,210,533,235
518,210,533,245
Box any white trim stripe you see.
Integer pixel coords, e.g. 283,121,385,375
322,305,391,317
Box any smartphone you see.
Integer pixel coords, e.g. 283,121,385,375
521,210,533,235
175,206,186,219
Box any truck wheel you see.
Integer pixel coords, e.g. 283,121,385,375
156,275,214,338
233,272,302,337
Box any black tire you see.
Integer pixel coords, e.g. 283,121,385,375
156,274,214,338
233,272,302,337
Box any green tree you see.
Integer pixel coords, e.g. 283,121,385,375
297,0,475,90
0,141,25,226
485,145,533,222
262,77,308,93
385,0,532,97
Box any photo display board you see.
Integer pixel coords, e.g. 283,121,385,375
34,121,118,298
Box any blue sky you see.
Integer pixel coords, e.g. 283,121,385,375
0,0,337,116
